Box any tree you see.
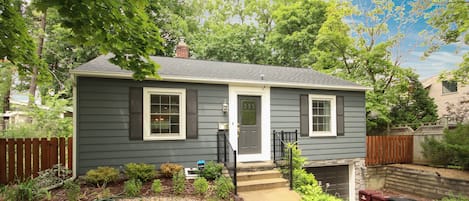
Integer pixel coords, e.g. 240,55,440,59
268,0,328,67
389,74,438,127
411,0,469,83
311,0,427,131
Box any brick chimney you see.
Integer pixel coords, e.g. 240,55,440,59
175,37,189,58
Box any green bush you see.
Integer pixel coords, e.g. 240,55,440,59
193,177,209,195
124,179,142,197
422,124,469,169
84,166,119,187
201,161,223,180
63,180,81,201
172,170,186,195
214,176,234,199
293,168,318,190
160,163,184,178
3,179,46,201
125,163,156,182
151,179,162,195
441,194,469,201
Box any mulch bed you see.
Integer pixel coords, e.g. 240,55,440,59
50,177,239,201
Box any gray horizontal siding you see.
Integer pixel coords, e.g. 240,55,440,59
270,88,366,161
77,77,228,174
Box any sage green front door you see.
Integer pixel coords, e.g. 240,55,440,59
238,96,261,154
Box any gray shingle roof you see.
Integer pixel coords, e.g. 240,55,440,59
72,55,368,91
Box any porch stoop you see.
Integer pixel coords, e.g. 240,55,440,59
235,161,300,201
237,161,288,192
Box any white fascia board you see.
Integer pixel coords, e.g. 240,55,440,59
70,70,371,91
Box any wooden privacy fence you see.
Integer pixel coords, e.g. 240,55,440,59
0,137,73,184
366,135,413,166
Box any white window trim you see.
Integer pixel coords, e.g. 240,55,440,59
308,94,337,137
143,87,186,141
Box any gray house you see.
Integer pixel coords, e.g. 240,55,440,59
71,47,367,200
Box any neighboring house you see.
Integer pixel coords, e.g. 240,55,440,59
422,75,469,119
71,46,368,200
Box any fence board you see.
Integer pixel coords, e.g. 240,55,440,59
0,139,6,184
17,139,23,180
50,138,58,167
32,139,39,177
24,139,31,178
40,138,48,171
366,135,413,166
68,137,73,170
8,140,15,183
59,138,65,167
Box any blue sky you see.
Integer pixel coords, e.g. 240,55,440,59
350,0,468,79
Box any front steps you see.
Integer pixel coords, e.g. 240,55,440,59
236,161,289,192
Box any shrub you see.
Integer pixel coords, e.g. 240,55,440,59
151,179,162,195
160,163,184,178
84,166,119,187
63,180,81,201
292,168,318,190
193,177,209,195
172,170,186,195
4,179,46,201
422,124,469,169
441,194,469,201
96,188,113,200
201,161,223,180
34,164,71,189
124,179,142,197
125,163,157,182
214,176,234,199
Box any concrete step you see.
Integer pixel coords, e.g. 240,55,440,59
237,170,283,181
237,161,276,172
237,178,289,192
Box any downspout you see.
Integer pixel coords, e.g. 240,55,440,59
72,73,78,180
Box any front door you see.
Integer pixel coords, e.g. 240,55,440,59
238,96,261,154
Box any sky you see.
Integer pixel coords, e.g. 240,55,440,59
351,0,468,80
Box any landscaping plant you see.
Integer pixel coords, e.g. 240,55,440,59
124,179,142,197
34,164,72,189
124,163,157,182
193,177,209,195
172,170,186,195
84,166,119,187
214,176,234,199
201,161,223,180
63,180,80,201
3,179,46,201
160,163,183,178
151,179,162,195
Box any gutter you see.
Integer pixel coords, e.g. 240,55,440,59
70,70,372,92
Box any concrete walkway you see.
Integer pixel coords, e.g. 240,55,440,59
239,187,301,201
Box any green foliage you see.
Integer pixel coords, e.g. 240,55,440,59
441,194,469,201
34,164,71,189
193,177,209,195
3,179,46,201
286,143,306,170
124,163,156,182
293,168,318,190
172,170,186,195
201,161,223,181
0,0,39,71
422,124,469,170
389,74,438,127
160,163,183,178
63,180,80,201
214,176,234,200
151,179,162,195
124,179,142,197
84,166,119,187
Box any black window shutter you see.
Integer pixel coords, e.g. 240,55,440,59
129,87,143,140
186,89,198,139
337,96,345,136
300,94,309,137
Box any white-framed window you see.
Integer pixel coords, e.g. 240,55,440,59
143,87,186,140
309,94,336,137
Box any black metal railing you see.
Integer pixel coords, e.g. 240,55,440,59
272,130,298,190
217,130,237,195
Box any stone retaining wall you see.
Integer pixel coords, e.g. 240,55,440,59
366,166,469,199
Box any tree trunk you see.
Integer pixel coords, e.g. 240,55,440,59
29,11,47,105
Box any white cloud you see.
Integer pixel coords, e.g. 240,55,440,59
402,50,466,79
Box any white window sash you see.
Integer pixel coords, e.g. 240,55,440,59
308,94,337,137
